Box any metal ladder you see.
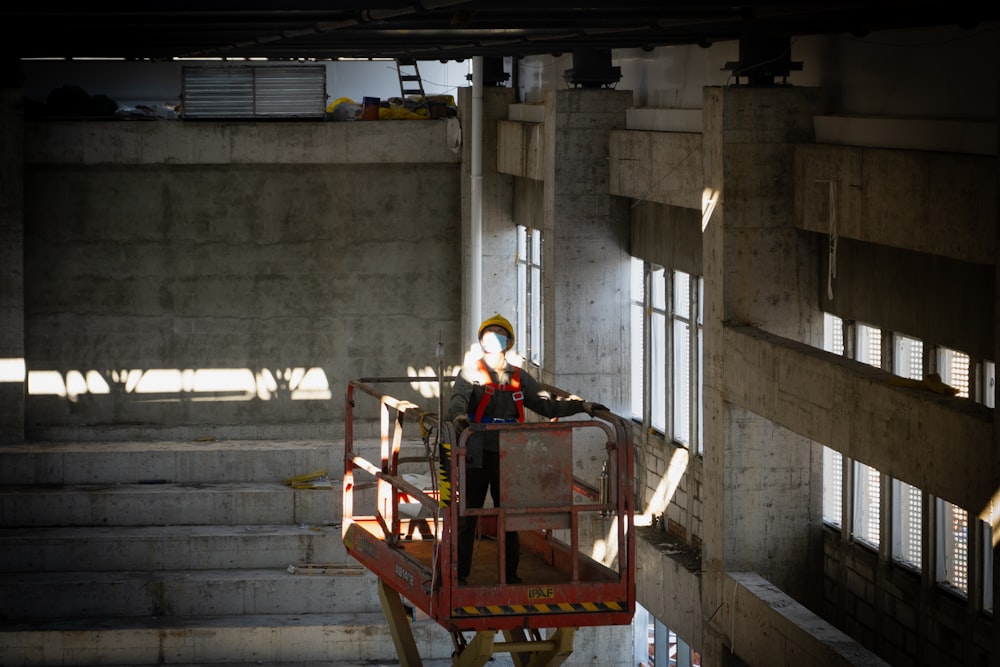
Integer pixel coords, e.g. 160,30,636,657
395,58,425,100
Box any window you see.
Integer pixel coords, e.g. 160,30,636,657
651,267,667,433
630,259,645,421
516,225,543,366
937,347,970,397
670,271,703,452
635,602,701,667
936,499,968,596
822,446,843,527
853,462,881,548
628,261,666,432
629,261,703,454
892,480,921,570
856,323,882,368
823,313,844,356
893,333,923,380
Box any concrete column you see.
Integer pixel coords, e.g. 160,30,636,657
701,85,826,661
541,88,631,405
0,79,25,443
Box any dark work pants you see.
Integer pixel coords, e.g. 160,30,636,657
457,449,519,579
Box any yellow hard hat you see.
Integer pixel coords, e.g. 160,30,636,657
478,313,514,348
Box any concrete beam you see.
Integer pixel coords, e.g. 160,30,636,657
496,119,544,181
819,237,995,361
714,572,891,667
635,528,703,647
794,144,996,264
723,323,996,515
25,120,462,166
609,130,703,209
629,200,703,277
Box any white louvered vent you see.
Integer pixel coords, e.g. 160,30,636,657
182,65,326,119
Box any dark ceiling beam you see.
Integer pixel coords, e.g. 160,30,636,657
5,2,998,61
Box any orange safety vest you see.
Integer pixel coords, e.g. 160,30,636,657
471,359,525,424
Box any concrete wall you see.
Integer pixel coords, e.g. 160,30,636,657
21,120,462,440
0,88,25,443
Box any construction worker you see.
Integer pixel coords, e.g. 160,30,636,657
447,313,606,584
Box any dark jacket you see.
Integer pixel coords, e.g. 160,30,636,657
447,356,588,457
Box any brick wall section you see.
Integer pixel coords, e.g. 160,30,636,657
823,529,993,665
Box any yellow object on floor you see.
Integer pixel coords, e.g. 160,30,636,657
284,469,333,489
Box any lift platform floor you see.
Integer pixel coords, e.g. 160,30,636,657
397,535,581,586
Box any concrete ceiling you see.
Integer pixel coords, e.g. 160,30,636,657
6,1,998,62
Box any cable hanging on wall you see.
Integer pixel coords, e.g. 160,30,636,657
817,179,838,300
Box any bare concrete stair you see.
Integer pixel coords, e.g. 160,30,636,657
0,439,454,666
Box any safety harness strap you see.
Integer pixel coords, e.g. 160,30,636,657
472,360,524,423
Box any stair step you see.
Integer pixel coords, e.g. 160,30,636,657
0,567,382,619
0,612,456,665
0,438,425,485
0,524,345,572
0,482,339,527
0,439,461,666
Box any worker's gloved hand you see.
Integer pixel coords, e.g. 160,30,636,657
453,415,471,435
584,402,608,416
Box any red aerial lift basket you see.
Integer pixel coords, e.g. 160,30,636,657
341,376,636,645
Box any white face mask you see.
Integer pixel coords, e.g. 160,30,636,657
480,331,508,355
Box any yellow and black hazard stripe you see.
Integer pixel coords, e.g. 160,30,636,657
452,601,628,617
437,441,452,507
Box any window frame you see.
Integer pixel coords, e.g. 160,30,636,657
935,497,969,597
516,225,543,367
629,259,703,455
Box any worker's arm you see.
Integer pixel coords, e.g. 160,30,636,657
447,373,474,433
519,370,591,419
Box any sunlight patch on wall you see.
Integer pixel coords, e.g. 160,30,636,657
701,187,720,231
260,367,332,401
591,516,620,567
407,365,461,399
27,366,331,402
636,446,689,526
981,488,1000,548
0,358,26,382
29,369,109,400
